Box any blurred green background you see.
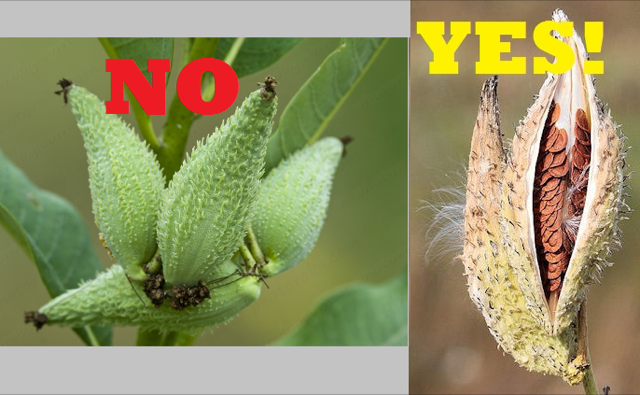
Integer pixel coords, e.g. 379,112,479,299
411,2,640,394
0,37,407,346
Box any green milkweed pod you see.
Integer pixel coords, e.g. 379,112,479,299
67,83,165,281
158,87,277,287
35,262,262,334
255,137,343,277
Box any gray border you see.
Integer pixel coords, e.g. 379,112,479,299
1,347,408,394
0,1,409,37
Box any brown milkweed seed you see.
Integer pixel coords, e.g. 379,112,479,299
462,9,627,385
533,100,590,316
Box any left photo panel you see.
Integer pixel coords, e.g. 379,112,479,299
0,37,408,346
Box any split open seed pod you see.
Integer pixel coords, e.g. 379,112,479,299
463,9,627,384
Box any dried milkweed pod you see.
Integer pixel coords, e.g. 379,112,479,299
463,10,627,385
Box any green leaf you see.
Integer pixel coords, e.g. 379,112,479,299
214,38,304,78
0,148,112,346
265,38,388,173
99,38,175,153
199,38,303,109
99,38,174,84
272,271,407,346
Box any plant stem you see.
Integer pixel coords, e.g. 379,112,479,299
161,331,179,346
136,328,200,347
136,327,164,346
246,226,265,265
158,37,220,182
578,300,599,395
157,94,192,181
84,326,100,346
201,37,245,102
223,37,245,67
239,242,256,269
129,86,160,152
582,365,598,395
175,329,201,346
144,249,162,275
201,77,217,103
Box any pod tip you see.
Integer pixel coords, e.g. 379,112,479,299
258,75,278,101
54,78,73,104
24,311,48,330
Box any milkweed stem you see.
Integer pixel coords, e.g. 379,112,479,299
578,300,599,395
246,227,266,265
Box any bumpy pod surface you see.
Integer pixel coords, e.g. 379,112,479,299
255,137,342,277
462,10,626,384
69,86,165,281
38,262,261,334
158,90,277,287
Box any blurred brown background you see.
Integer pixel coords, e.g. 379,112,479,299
411,1,640,394
0,38,407,346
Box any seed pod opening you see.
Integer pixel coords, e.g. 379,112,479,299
67,84,165,281
508,10,626,334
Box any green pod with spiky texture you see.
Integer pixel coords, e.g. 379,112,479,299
255,137,343,277
68,85,165,281
36,263,261,334
158,90,277,287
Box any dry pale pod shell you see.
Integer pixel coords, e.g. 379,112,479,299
463,9,627,384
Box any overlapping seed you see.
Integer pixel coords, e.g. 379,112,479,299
569,109,591,218
533,101,570,296
533,102,592,299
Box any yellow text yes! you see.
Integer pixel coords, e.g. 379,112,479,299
416,21,604,75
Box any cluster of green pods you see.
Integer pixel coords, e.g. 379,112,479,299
35,80,343,331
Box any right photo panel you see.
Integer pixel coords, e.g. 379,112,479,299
410,2,640,394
